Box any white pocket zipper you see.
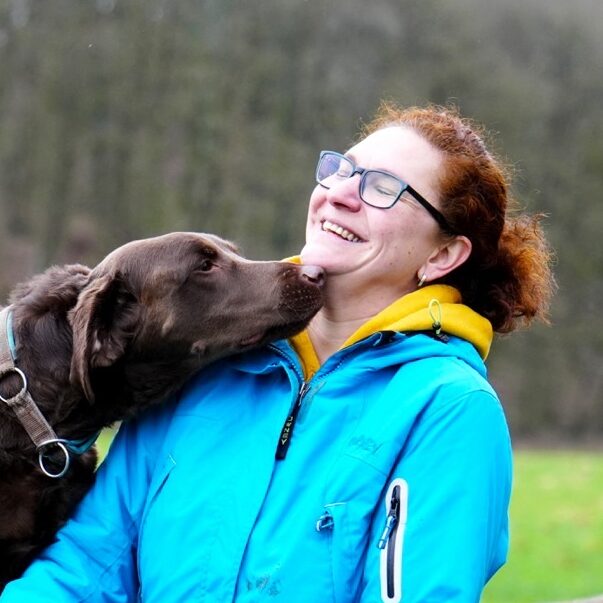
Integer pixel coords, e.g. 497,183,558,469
377,478,408,602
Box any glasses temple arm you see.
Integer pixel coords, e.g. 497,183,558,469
405,185,456,233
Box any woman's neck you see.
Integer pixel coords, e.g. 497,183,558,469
307,278,413,363
306,311,367,364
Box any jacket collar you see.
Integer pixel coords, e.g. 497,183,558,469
288,284,493,380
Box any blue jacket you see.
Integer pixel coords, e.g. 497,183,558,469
2,289,512,603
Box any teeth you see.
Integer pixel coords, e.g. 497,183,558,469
322,220,362,243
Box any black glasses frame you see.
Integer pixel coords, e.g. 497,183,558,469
316,151,456,233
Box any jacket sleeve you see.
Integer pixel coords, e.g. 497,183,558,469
0,406,168,603
360,389,512,603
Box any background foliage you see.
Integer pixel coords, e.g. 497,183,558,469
1,0,602,441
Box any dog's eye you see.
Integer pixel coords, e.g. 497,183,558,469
197,259,214,273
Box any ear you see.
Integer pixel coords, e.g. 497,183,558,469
9,264,91,309
68,272,140,402
419,235,472,283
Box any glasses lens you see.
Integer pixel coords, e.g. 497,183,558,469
317,153,353,187
361,171,403,208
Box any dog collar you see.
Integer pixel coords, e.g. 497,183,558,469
0,306,16,365
0,306,97,478
4,309,17,360
63,431,101,455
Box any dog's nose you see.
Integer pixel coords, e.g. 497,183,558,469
300,265,325,286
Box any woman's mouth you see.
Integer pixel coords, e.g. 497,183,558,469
321,220,364,243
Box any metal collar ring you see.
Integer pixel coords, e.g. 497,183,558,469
38,439,71,479
0,366,28,403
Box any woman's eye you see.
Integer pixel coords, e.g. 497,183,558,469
375,186,397,197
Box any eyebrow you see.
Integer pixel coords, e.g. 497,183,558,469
345,152,403,181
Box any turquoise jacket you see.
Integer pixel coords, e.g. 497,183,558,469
1,328,511,602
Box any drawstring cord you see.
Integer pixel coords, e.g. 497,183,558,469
428,299,449,342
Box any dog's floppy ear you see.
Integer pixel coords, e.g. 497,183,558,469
69,272,140,402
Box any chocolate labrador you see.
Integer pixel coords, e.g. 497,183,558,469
0,232,324,588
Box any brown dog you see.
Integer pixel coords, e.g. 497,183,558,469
0,232,323,588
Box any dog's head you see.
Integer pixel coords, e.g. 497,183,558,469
68,232,324,402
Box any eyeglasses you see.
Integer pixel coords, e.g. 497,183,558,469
315,150,455,233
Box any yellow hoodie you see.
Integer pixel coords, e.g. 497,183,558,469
289,284,493,381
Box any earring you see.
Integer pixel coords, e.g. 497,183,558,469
417,273,427,288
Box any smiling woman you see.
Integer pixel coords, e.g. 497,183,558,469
0,104,555,603
301,125,470,350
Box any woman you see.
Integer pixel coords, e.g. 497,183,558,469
1,104,554,602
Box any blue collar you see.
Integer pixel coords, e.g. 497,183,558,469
5,309,17,361
63,431,102,455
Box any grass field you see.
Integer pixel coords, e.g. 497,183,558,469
96,426,119,462
483,450,603,603
96,433,603,602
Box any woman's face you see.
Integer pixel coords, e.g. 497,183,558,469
301,126,446,301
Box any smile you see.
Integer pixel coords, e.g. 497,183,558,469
321,220,364,243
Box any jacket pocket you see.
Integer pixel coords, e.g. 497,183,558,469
377,478,408,603
316,501,359,603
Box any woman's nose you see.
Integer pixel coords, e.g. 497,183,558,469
325,176,363,212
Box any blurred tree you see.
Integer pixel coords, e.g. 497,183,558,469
0,0,601,440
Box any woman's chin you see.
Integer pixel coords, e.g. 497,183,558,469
301,242,358,276
299,244,324,267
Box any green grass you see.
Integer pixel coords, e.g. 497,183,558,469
96,433,603,602
483,450,603,603
96,425,119,465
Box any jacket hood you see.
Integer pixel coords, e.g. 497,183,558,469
343,284,493,358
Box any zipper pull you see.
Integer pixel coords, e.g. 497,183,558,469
315,510,334,532
377,486,400,549
275,382,309,460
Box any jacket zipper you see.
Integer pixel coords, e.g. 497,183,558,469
269,334,387,461
378,479,407,602
275,381,309,460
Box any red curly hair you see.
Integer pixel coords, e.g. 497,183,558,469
362,102,556,333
